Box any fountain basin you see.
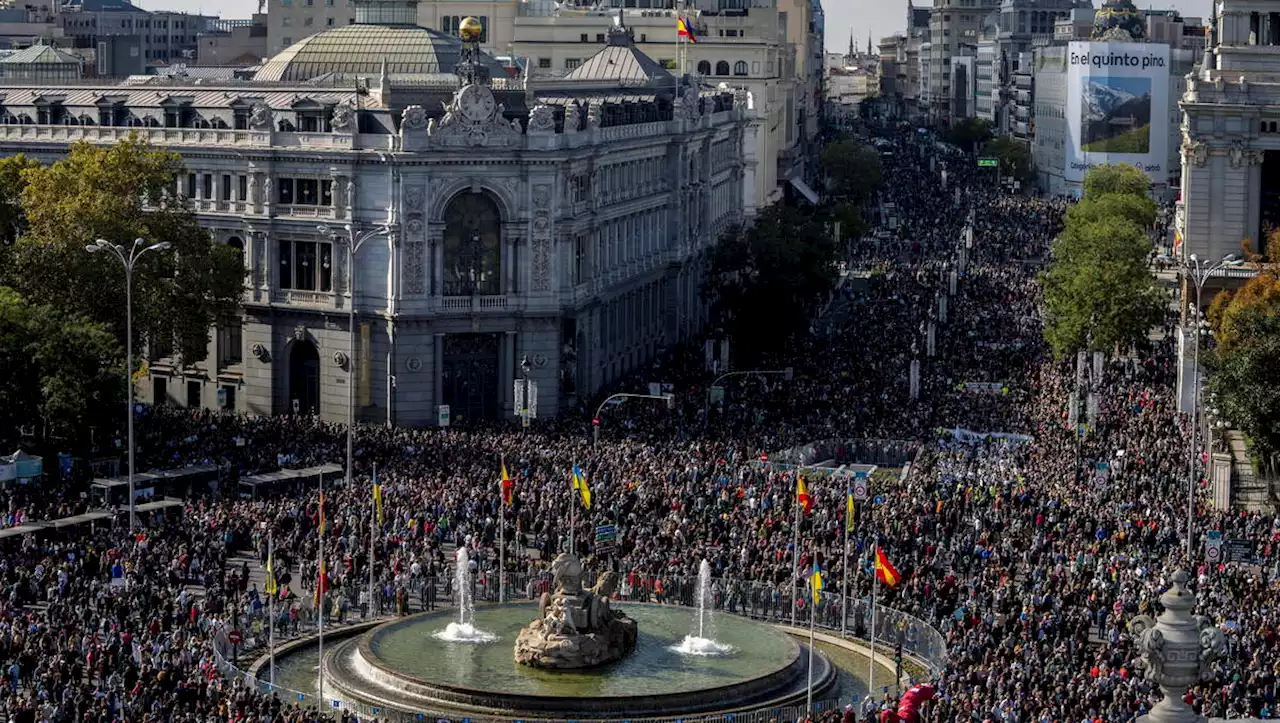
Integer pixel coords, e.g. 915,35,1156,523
320,603,836,719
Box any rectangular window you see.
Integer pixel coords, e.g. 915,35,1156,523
538,57,551,68
222,384,236,411
278,239,332,291
186,380,201,408
153,377,167,406
221,174,232,201
186,173,196,198
565,58,581,70
99,108,112,126
238,175,248,201
278,178,295,205
575,234,587,283
321,179,333,206
218,318,243,366
579,33,589,42
296,178,318,205
596,33,605,42
202,173,213,199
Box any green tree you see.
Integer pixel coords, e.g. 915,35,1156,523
0,154,40,244
4,137,243,365
820,139,882,204
1207,309,1280,463
704,205,838,362
0,286,122,449
1082,163,1150,198
1039,164,1164,356
946,118,993,153
983,136,1035,187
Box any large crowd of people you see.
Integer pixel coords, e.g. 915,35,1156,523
0,127,1277,723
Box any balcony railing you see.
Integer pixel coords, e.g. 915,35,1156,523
438,295,509,312
270,289,336,307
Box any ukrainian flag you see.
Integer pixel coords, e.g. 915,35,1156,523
810,560,823,605
571,464,592,510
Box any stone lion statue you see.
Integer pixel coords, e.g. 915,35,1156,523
589,571,619,598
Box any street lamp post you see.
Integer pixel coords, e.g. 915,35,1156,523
1182,252,1239,565
519,354,532,428
703,367,794,423
85,238,172,535
593,392,675,447
317,223,390,496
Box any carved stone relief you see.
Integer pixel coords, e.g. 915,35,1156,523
531,183,552,292
404,216,426,296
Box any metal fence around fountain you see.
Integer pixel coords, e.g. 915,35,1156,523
209,572,947,722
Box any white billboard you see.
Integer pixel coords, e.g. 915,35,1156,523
1065,41,1170,185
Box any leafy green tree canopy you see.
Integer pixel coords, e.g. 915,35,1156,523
0,154,39,244
983,136,1035,186
1039,164,1163,357
1208,309,1280,462
820,139,882,204
704,205,837,362
1082,164,1150,199
4,137,243,364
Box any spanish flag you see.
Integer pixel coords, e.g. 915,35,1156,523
373,479,384,526
501,462,514,507
677,16,697,43
796,476,813,515
810,560,823,605
845,487,855,533
572,464,592,510
875,547,902,587
264,554,279,596
314,560,328,606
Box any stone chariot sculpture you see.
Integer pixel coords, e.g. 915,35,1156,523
514,553,638,669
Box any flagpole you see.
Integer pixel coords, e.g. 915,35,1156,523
806,548,816,717
499,456,506,604
868,540,878,700
369,463,377,619
268,529,276,689
790,472,799,627
317,470,325,709
571,463,577,557
842,497,850,638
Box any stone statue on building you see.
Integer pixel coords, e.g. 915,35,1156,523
514,553,637,669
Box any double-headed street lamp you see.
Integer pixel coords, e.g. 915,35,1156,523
85,237,172,534
1182,252,1241,565
316,223,390,492
592,392,675,447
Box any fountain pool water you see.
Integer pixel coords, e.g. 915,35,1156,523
312,603,839,719
433,548,496,643
672,559,735,656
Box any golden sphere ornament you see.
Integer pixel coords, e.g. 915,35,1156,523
459,16,483,42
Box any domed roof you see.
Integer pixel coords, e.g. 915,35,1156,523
253,24,506,83
1091,0,1146,41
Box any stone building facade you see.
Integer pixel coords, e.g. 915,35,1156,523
0,1,749,426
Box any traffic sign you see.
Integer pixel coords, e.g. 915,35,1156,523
227,630,243,645
853,478,869,501
1205,531,1222,564
1224,538,1256,563
977,158,999,168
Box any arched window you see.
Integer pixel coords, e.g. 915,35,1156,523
696,60,711,75
714,60,730,76
733,60,748,76
443,192,502,296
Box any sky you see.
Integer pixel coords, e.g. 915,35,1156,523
136,0,1216,54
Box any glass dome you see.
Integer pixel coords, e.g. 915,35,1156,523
253,24,507,83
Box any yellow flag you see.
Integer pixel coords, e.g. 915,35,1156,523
264,555,279,595
373,482,384,526
571,464,592,510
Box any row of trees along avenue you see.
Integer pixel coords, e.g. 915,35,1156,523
0,138,243,450
702,137,882,364
1207,236,1280,472
1040,164,1165,357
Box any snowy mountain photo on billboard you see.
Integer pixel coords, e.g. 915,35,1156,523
1080,75,1151,154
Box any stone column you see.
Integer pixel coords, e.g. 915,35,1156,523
1128,571,1226,723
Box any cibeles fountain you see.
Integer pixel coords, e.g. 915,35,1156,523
310,553,840,719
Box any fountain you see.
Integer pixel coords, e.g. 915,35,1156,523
672,559,735,656
286,553,845,720
434,547,496,643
